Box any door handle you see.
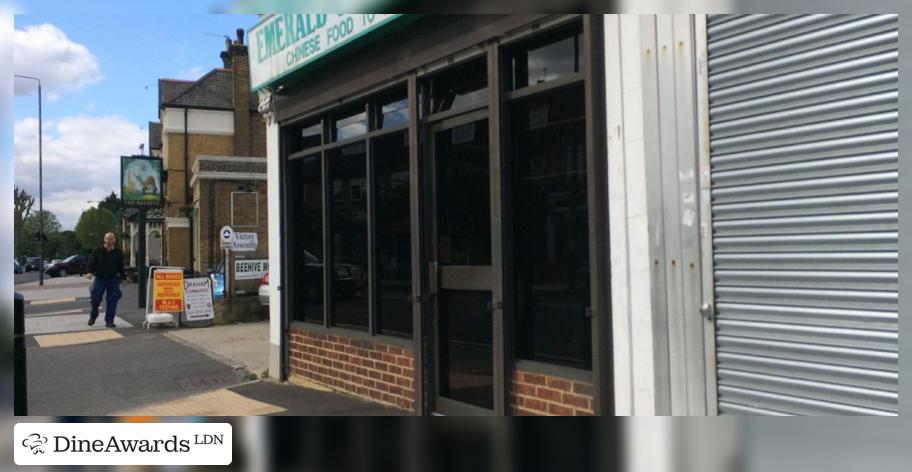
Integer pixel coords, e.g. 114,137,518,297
428,261,438,295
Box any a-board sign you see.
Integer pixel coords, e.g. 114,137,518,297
152,269,184,312
183,278,215,321
220,225,234,249
235,259,269,280
233,232,258,252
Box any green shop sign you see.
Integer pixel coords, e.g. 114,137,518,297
248,14,402,92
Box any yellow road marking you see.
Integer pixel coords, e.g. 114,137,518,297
34,330,123,348
30,297,77,306
114,388,286,416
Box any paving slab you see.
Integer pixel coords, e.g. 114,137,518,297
229,381,403,416
26,313,133,335
34,330,124,348
165,321,269,376
113,387,286,416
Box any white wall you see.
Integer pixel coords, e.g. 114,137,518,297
266,118,282,380
605,14,708,416
162,107,234,136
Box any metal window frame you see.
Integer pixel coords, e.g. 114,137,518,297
694,13,720,416
276,15,612,415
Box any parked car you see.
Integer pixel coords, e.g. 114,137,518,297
14,260,23,274
45,254,88,277
24,256,42,272
258,271,270,306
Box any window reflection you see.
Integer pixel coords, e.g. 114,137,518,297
334,108,368,142
435,119,491,266
289,154,324,324
507,27,583,91
430,58,488,114
512,85,592,369
329,142,369,329
375,131,412,337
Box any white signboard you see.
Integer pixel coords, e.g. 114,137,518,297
219,225,234,249
183,277,215,321
234,259,269,280
248,14,402,91
233,232,258,252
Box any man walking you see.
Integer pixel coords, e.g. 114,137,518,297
85,232,125,328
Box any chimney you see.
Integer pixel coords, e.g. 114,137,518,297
220,50,230,68
230,27,251,157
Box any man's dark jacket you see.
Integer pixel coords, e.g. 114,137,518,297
87,246,125,279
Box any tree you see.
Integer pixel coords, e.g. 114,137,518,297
75,207,119,251
13,185,35,259
19,210,62,257
98,191,124,218
47,230,81,259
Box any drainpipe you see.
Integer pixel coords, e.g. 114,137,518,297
184,107,194,272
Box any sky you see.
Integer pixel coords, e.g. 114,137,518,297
13,12,259,229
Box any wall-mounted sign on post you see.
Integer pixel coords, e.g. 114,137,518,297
220,225,235,250
235,259,269,280
248,14,402,91
152,269,184,312
183,277,215,321
121,156,163,208
233,232,258,252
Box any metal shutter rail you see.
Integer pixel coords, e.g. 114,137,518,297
706,14,898,415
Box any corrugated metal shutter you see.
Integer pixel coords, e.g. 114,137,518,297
706,14,898,415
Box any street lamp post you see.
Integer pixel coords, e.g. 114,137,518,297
15,74,44,286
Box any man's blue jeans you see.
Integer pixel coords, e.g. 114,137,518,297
90,277,121,325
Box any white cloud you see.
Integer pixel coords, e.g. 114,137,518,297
14,23,101,100
14,115,146,229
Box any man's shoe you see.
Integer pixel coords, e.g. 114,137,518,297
105,323,117,328
88,317,96,326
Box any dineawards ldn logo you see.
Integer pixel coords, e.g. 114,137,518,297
21,434,49,454
14,423,232,466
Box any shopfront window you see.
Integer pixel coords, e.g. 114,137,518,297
511,84,591,370
377,88,409,130
430,58,488,114
506,23,584,91
329,142,369,330
374,131,412,336
288,153,324,324
333,106,368,142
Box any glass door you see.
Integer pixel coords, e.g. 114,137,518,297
429,111,495,415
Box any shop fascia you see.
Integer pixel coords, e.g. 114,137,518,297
250,13,402,91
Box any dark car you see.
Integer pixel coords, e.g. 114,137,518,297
24,256,42,272
46,254,88,277
14,260,23,274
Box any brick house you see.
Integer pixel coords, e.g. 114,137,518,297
155,29,267,275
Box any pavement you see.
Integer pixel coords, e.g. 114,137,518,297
17,275,402,417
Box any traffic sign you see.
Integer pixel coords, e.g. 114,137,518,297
219,225,234,249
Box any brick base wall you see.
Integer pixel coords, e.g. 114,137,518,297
288,326,416,412
510,370,595,416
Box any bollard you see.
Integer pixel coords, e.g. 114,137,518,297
14,292,27,415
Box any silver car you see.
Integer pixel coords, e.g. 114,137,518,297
258,271,269,306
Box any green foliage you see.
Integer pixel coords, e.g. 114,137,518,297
75,207,119,251
97,191,124,217
18,210,62,258
13,186,35,259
